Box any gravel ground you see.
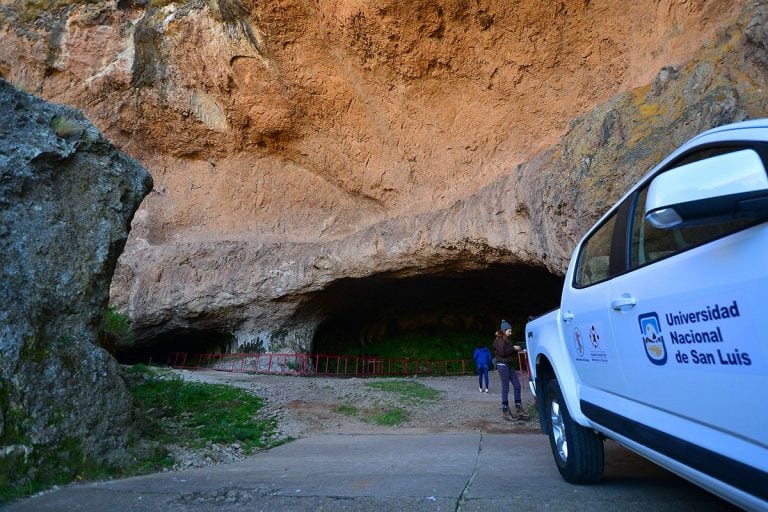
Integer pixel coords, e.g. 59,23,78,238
167,368,540,470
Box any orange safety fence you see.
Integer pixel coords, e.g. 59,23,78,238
166,351,529,378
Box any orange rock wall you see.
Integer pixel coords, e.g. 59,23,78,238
0,0,754,347
0,0,741,242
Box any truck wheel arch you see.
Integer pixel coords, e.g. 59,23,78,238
544,378,604,484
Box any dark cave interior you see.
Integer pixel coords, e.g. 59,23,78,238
305,263,564,354
116,263,564,364
115,328,234,365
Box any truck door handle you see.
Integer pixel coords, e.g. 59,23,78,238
611,295,637,311
562,311,574,323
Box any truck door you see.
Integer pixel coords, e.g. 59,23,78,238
559,204,630,410
605,148,768,480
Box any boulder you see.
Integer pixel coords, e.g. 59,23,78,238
0,79,152,486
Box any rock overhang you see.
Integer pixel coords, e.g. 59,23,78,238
5,0,768,359
115,256,565,361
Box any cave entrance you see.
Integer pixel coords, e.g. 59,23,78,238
115,328,234,365
306,263,563,357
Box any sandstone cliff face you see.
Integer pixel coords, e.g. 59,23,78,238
1,0,766,353
0,79,152,484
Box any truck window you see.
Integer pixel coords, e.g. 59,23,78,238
630,173,758,269
574,212,617,288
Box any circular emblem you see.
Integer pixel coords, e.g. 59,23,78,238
574,327,584,357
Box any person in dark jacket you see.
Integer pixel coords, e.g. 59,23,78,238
493,320,528,419
473,345,492,392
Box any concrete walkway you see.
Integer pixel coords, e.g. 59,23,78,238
3,432,736,512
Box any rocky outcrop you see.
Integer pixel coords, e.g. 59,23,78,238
0,79,152,485
1,0,765,352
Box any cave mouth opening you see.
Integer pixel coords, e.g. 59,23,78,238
114,264,564,364
306,263,564,357
115,328,235,365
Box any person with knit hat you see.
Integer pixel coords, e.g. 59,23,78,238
493,320,528,419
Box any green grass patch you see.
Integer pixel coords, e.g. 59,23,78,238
129,367,278,456
363,407,408,426
365,380,443,402
0,365,282,505
0,438,121,505
335,404,359,416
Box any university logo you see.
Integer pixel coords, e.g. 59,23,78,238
638,312,667,366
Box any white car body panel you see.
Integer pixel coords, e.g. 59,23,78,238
524,119,768,510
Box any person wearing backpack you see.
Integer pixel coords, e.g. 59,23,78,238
473,344,492,393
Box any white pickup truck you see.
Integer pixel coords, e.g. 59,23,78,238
524,119,768,511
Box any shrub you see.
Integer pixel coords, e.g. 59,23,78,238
50,114,83,138
99,306,134,354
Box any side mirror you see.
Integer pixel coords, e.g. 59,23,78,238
645,149,768,228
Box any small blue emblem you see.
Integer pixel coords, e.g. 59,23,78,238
638,312,667,366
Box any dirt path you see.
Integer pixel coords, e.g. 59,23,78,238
170,369,539,467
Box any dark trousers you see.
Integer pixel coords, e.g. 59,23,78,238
477,365,489,389
497,363,521,408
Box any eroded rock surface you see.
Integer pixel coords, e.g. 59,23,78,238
0,79,152,484
2,0,767,353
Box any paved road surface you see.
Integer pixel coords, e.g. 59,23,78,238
3,432,738,511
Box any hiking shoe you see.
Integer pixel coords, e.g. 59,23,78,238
502,407,513,418
516,406,530,419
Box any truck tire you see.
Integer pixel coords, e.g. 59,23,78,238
545,379,604,484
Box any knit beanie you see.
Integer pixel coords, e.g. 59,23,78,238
500,320,512,331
